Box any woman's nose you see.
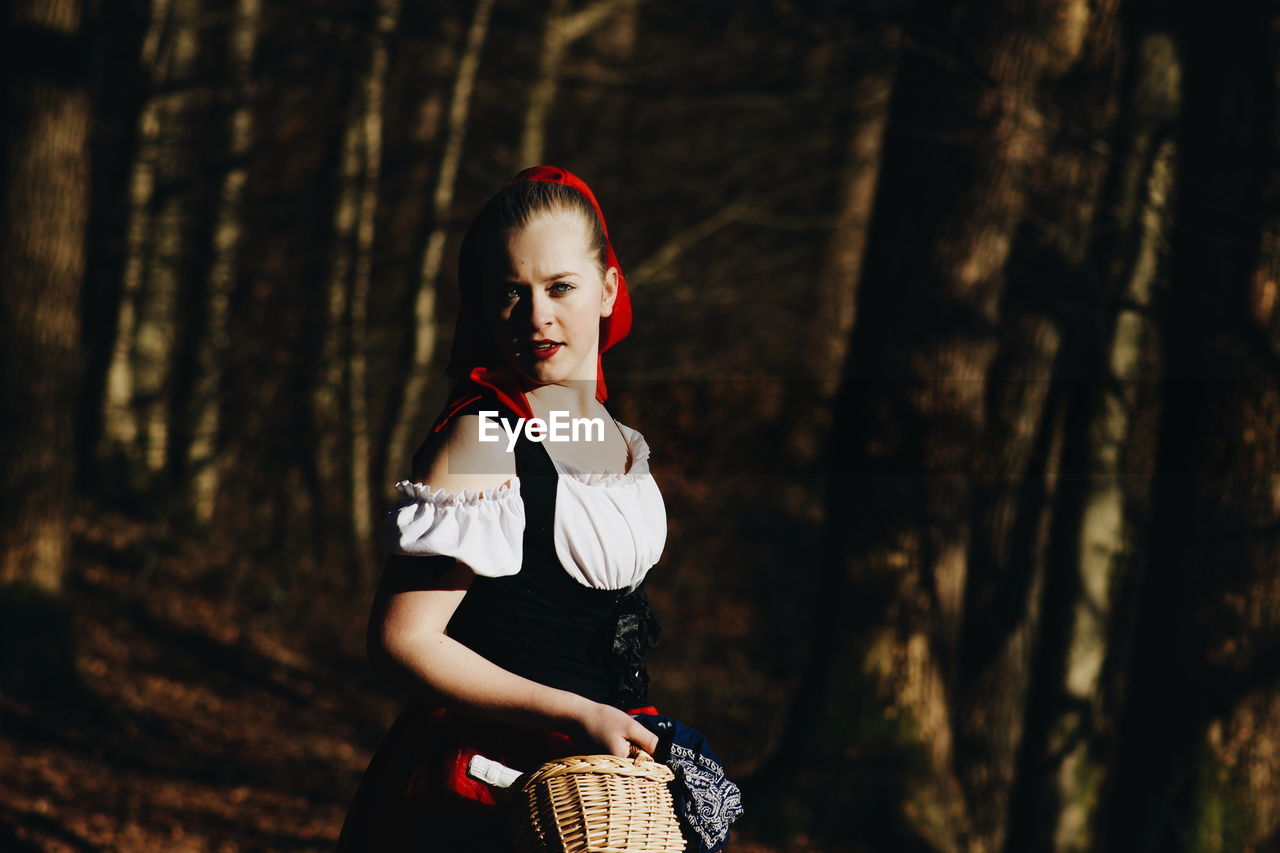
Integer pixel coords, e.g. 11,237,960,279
527,289,554,328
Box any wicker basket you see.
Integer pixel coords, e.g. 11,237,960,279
511,752,686,853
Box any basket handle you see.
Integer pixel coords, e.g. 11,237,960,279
469,748,660,790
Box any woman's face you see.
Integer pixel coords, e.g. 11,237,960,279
483,211,618,388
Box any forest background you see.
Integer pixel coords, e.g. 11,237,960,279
4,0,1280,851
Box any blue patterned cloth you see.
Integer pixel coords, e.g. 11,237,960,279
631,712,744,853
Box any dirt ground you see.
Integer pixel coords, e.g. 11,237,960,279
0,509,398,851
0,510,788,853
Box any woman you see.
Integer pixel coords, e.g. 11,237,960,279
336,166,670,851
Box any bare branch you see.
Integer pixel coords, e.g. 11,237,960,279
627,205,740,287
562,0,643,43
628,205,833,288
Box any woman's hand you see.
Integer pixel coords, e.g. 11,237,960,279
575,701,660,758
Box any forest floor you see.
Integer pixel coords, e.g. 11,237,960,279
0,507,394,852
0,508,787,852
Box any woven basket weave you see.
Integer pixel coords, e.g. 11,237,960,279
511,752,686,853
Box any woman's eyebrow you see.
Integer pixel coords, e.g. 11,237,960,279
500,270,579,284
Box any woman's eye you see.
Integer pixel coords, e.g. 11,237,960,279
501,288,520,301
550,282,575,295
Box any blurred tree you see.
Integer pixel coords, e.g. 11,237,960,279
519,0,644,168
774,0,1123,849
320,0,400,586
0,0,90,591
180,0,263,522
781,5,902,473
383,0,495,491
810,22,897,386
101,0,204,483
1104,2,1280,850
1009,9,1177,851
954,1,1124,848
77,0,153,495
19,1,1280,849
212,0,368,607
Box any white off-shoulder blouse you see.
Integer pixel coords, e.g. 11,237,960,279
381,422,666,591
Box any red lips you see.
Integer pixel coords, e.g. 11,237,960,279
527,340,563,360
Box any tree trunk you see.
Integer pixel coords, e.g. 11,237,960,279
101,0,201,480
1026,23,1178,853
183,0,261,523
948,4,1124,851
1104,2,1280,849
314,108,352,567
101,0,170,469
383,0,494,490
319,0,398,587
0,0,91,591
779,24,900,473
813,63,894,384
520,0,570,168
806,1,1095,848
518,0,643,168
77,1,156,492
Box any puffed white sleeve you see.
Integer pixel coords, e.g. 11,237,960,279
381,478,525,577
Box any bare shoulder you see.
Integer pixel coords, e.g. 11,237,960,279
410,414,517,494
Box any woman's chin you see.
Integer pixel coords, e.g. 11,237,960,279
501,356,563,387
496,345,601,390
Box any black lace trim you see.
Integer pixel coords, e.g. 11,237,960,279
608,584,662,707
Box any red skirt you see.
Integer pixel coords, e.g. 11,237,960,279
335,704,658,852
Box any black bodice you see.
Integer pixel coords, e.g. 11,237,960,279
443,404,661,709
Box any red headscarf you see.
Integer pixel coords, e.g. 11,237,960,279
430,165,632,433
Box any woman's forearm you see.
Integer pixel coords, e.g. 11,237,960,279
371,628,594,734
365,557,659,756
370,624,659,758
